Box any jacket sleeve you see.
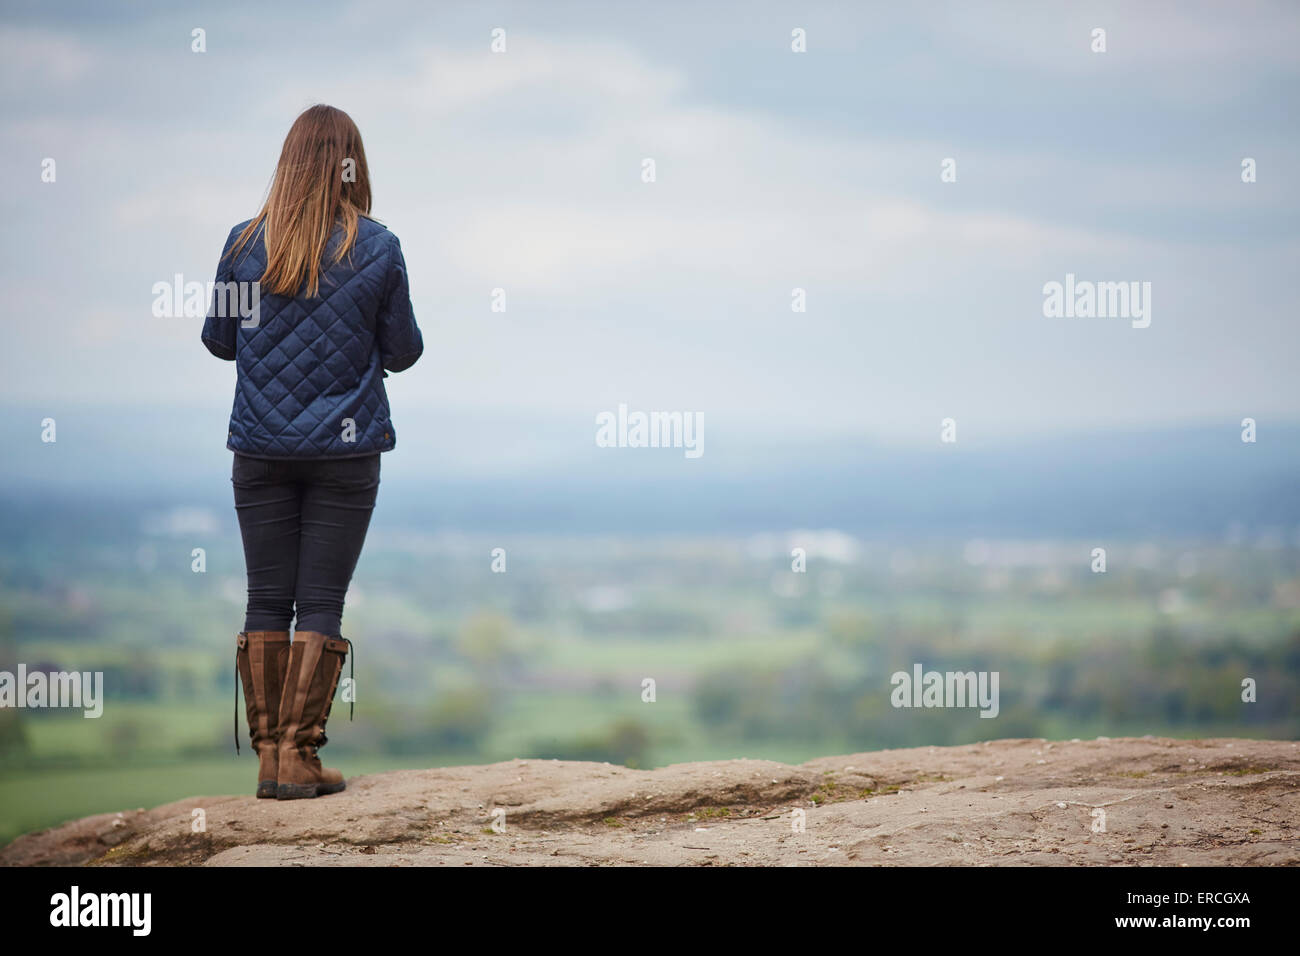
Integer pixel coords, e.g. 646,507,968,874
376,234,423,373
201,227,240,361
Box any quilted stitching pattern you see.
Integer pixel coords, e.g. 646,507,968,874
202,216,423,459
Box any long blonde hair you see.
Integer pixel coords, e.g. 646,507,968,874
231,105,372,298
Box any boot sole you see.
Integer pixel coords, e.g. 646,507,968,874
276,779,346,800
256,780,277,799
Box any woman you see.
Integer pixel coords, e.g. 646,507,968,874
201,105,423,800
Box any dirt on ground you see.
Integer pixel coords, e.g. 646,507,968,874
3,736,1297,866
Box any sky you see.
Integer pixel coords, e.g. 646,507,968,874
1,0,1297,473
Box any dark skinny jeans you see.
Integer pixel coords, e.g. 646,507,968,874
232,453,380,637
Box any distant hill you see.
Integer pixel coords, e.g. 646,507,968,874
1,404,1296,537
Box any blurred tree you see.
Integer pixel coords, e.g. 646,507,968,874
826,608,874,647
456,611,518,675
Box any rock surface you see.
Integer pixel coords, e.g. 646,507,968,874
3,737,1297,866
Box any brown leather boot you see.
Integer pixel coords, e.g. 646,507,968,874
234,631,291,798
276,630,350,800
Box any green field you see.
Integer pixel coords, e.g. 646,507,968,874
3,532,1298,848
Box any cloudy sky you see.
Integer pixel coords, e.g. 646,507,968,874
2,0,1297,462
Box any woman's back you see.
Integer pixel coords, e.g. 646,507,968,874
202,215,422,459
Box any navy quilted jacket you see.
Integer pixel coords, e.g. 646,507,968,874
201,216,423,459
